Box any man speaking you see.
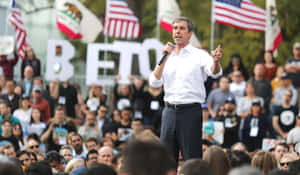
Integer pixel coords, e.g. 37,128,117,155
149,17,223,162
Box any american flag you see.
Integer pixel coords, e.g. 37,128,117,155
8,0,28,59
104,0,141,39
213,0,266,32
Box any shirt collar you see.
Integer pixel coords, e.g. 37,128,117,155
184,44,193,53
172,44,193,56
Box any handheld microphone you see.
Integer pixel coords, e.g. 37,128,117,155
158,44,174,66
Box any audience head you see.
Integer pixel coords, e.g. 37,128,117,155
59,145,73,163
45,151,64,173
293,42,300,59
84,163,117,175
203,145,231,175
0,155,23,175
25,161,53,175
26,138,40,154
86,149,99,167
274,143,289,162
179,159,213,175
288,159,300,175
228,166,262,175
85,137,100,152
70,133,84,154
219,76,230,91
98,146,113,166
3,144,16,158
279,153,298,171
64,158,85,174
122,140,176,175
228,150,251,168
17,150,32,169
251,150,277,175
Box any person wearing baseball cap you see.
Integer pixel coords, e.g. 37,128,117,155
218,96,240,148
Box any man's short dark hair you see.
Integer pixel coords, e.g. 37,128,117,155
180,159,213,175
45,151,63,163
17,150,30,158
122,140,176,175
85,163,116,175
288,159,300,175
25,161,52,175
132,118,143,123
275,142,289,152
269,169,293,175
228,150,251,168
87,149,99,160
86,137,99,144
172,16,194,32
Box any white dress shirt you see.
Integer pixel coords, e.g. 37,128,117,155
149,44,222,104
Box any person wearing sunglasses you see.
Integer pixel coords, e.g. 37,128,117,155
279,153,298,171
26,138,40,155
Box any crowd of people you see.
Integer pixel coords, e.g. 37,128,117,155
0,39,300,175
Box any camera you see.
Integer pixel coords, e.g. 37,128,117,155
53,124,59,128
89,123,95,127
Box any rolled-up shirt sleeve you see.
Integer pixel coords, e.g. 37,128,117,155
149,72,163,88
203,53,223,78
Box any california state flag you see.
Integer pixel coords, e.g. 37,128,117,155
56,0,102,43
265,0,283,53
159,0,201,48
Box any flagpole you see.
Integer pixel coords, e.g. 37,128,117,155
104,0,110,77
156,0,160,40
210,0,215,51
4,1,11,35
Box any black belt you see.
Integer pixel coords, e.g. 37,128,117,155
166,102,201,109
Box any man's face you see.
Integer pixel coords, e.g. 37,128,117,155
274,145,288,161
219,77,230,91
254,64,265,77
26,47,34,57
19,154,31,168
86,114,96,125
232,71,243,83
32,90,42,99
1,122,12,134
98,147,113,165
24,67,33,79
71,135,83,152
55,110,65,122
283,91,293,103
60,149,73,162
0,104,8,116
86,141,99,151
293,48,300,59
131,121,143,133
87,153,99,167
5,81,15,94
98,106,108,119
121,110,131,121
172,20,192,46
4,147,16,158
224,102,235,113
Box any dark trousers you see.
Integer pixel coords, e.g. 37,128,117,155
160,105,202,162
